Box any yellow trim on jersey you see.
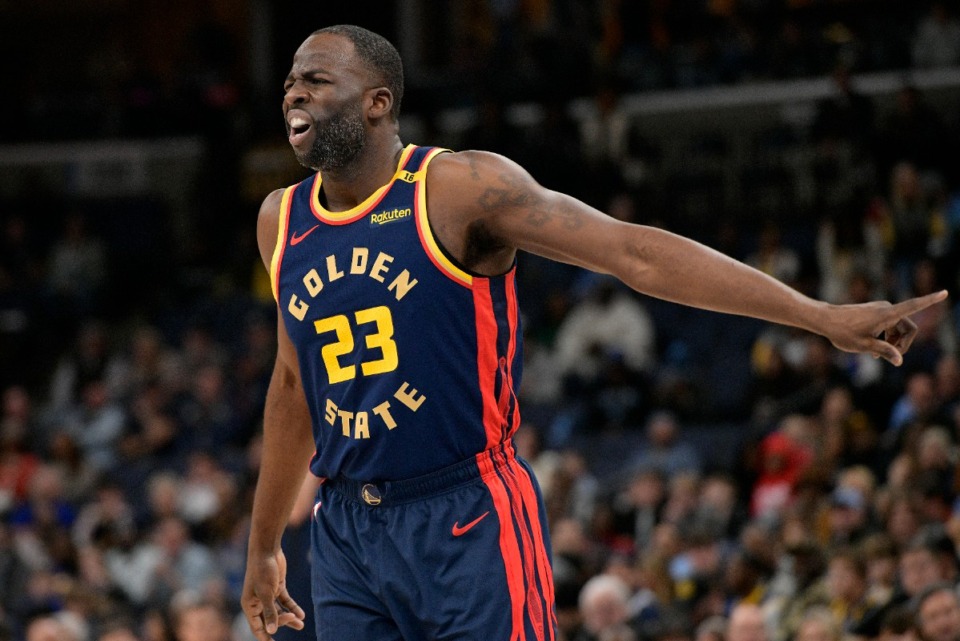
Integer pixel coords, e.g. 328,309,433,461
269,186,295,302
311,144,418,223
416,148,473,287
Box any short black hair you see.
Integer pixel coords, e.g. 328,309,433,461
313,25,404,119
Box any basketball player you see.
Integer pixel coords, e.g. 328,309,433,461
241,25,947,641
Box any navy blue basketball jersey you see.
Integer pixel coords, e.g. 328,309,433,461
270,145,523,481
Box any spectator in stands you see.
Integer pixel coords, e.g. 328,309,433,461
554,277,655,428
825,547,887,635
815,214,885,306
889,372,940,435
105,325,182,408
9,464,76,567
0,395,40,517
612,468,666,551
46,212,106,318
884,491,926,550
827,485,872,545
695,616,727,641
62,379,126,473
175,363,241,454
750,427,812,520
576,573,632,641
118,405,180,490
878,163,949,292
722,548,772,615
912,3,960,69
24,615,81,641
46,321,114,419
1,386,42,456
898,537,955,600
141,608,173,641
144,471,184,527
794,608,841,641
97,620,140,641
914,426,956,520
143,516,222,607
878,605,918,641
630,411,701,480
170,596,232,641
662,472,701,529
863,533,900,606
177,452,228,527
933,354,960,417
900,259,956,370
692,474,743,542
914,583,960,641
579,83,631,170
726,603,768,641
551,449,599,529
46,431,98,505
746,224,800,286
768,540,828,641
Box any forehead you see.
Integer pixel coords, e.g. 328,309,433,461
291,33,362,76
922,590,959,613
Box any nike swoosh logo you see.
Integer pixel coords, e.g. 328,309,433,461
452,511,490,536
290,225,319,246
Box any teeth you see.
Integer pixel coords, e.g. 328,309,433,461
289,116,310,129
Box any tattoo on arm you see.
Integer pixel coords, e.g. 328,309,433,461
466,154,482,181
476,173,583,230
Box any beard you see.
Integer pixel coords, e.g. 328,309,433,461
296,103,366,172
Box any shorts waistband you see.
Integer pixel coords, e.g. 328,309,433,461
326,441,514,507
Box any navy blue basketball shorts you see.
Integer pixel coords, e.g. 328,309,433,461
309,440,557,641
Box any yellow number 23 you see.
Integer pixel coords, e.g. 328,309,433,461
313,305,399,384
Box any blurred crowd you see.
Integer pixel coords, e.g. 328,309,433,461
3,1,960,641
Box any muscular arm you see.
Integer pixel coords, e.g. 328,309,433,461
249,188,315,552
249,328,315,552
242,189,311,640
428,152,946,364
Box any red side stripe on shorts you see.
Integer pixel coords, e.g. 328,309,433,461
505,442,558,637
478,451,525,641
494,448,546,641
474,279,503,449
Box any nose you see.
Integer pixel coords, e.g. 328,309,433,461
284,80,308,107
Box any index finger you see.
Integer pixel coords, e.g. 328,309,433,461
888,290,948,319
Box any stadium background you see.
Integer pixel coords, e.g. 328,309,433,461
2,1,960,640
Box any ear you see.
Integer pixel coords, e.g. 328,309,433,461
366,87,394,120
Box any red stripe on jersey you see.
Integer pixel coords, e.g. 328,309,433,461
504,269,522,436
478,451,525,641
474,279,503,449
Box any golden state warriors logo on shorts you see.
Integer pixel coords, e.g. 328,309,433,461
361,483,382,505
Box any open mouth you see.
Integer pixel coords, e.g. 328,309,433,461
287,113,313,146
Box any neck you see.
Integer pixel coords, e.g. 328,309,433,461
318,134,405,211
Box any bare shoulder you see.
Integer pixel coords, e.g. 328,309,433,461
428,150,536,204
256,188,286,270
428,150,578,230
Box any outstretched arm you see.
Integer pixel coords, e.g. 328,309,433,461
430,151,946,365
242,190,311,641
